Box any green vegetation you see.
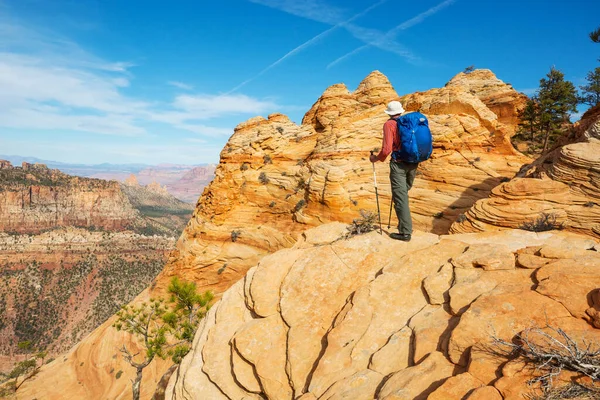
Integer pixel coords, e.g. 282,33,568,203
0,341,47,394
258,172,269,184
113,277,212,400
590,26,600,43
0,253,165,358
464,65,475,73
514,67,578,154
231,230,241,242
579,67,600,107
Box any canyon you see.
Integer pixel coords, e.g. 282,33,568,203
0,162,193,375
13,70,600,399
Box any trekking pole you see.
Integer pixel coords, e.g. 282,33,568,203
370,151,383,235
388,197,393,229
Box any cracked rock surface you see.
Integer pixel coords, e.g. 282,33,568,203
167,224,600,400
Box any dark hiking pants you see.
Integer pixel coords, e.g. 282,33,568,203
389,160,418,235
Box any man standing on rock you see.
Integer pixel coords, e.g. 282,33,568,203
369,101,420,242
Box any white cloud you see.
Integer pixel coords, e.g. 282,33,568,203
0,17,283,138
168,81,194,90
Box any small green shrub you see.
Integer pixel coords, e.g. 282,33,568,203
263,155,272,164
115,370,123,379
240,163,249,171
258,172,269,185
231,230,241,242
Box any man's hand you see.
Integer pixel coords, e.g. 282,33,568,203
369,154,378,163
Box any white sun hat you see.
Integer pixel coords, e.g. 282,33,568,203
384,100,405,116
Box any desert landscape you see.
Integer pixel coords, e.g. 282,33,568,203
1,1,599,399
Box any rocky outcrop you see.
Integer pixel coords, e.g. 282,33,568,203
451,105,600,237
0,161,137,234
165,224,600,399
16,69,534,399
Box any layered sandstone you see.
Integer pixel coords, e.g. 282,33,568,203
0,162,137,234
165,223,600,399
0,165,191,377
451,105,600,237
17,69,534,399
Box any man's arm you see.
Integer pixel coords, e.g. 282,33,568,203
370,120,396,162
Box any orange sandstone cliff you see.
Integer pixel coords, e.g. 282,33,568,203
16,69,538,399
166,224,600,400
451,104,600,237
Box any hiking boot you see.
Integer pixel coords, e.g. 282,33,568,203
390,233,411,242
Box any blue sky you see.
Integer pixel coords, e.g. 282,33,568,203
1,0,598,165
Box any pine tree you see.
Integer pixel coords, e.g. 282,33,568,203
517,97,539,143
537,67,578,153
113,278,212,400
579,67,600,106
2,341,47,393
591,26,600,43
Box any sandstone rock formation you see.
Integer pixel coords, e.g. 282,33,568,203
165,224,600,399
451,105,600,238
16,69,534,399
0,161,137,234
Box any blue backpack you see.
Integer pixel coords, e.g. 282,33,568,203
392,112,433,163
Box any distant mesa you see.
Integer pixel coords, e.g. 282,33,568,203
124,173,139,186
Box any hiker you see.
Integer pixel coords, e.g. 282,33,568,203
369,100,432,242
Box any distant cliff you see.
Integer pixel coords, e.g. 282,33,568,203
0,164,194,375
0,161,137,234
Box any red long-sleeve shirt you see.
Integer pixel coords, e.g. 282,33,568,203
375,118,401,162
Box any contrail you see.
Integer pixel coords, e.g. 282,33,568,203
327,0,456,69
226,0,388,94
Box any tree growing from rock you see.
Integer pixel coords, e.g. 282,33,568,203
538,67,578,152
579,67,600,107
517,96,540,143
516,68,578,154
113,277,213,400
1,341,47,394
